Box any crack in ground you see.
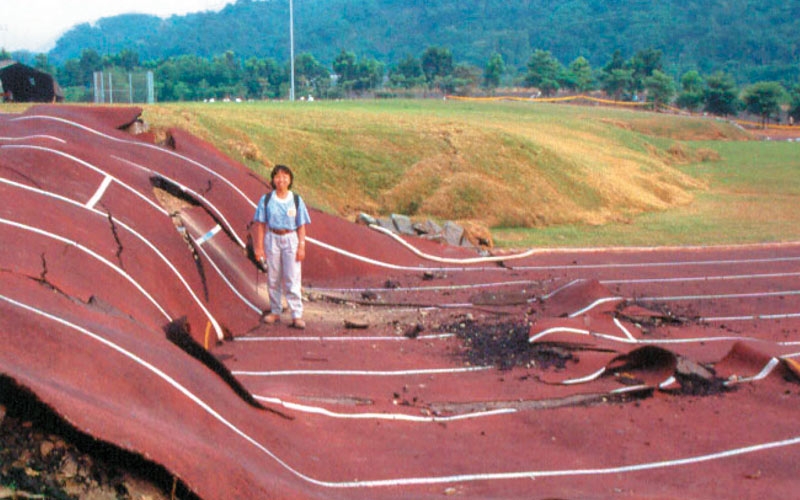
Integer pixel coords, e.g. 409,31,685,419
104,212,124,268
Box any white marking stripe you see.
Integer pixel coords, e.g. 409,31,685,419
515,255,800,271
85,175,113,209
562,367,606,385
233,366,491,377
4,291,800,489
1,145,168,216
702,312,800,322
255,396,516,422
195,225,222,246
725,357,781,385
0,178,225,340
0,134,66,143
113,156,246,248
236,333,455,342
0,217,171,321
639,289,800,302
603,271,800,285
568,297,624,317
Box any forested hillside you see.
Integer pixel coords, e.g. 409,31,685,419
47,0,800,84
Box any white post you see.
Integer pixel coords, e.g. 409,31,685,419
289,0,295,102
108,73,113,104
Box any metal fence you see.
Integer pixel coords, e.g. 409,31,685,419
93,71,155,104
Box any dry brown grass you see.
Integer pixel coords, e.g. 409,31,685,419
137,100,739,233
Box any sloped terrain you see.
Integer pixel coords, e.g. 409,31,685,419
2,105,799,499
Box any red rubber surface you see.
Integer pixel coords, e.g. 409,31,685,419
2,105,799,499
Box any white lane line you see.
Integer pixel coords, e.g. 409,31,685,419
562,367,607,385
1,145,168,216
0,134,66,143
638,289,800,302
190,234,264,314
254,395,516,422
5,294,800,490
0,177,225,340
702,312,800,322
307,279,547,294
725,358,781,385
12,115,800,281
235,333,455,342
368,223,541,264
307,269,800,298
85,175,113,209
232,366,491,377
305,236,501,272
113,156,246,248
12,115,254,225
513,255,800,272
550,278,800,323
530,324,800,348
603,271,800,285
568,297,624,317
0,218,171,322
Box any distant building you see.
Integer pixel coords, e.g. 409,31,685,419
0,60,64,103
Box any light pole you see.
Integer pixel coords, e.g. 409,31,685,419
289,0,295,101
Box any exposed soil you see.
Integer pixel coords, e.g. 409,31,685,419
446,319,575,371
0,377,198,500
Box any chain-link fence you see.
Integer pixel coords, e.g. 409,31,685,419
93,71,155,104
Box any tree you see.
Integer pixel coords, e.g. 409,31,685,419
332,50,358,83
742,81,787,127
704,72,739,116
602,68,634,101
78,49,103,86
33,54,55,76
421,46,454,89
676,70,705,111
524,49,562,96
113,49,140,72
644,70,674,111
568,56,594,93
789,83,800,124
388,54,424,89
293,53,330,98
483,52,505,90
628,48,663,92
243,57,284,99
333,50,384,95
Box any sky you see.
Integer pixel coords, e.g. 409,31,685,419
2,0,233,53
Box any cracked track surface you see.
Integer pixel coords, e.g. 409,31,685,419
2,105,800,499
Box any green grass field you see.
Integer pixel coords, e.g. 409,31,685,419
24,99,799,249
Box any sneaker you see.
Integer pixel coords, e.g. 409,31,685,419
262,313,280,324
291,319,306,329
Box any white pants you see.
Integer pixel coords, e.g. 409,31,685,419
265,231,303,319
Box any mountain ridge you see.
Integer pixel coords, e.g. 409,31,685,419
47,0,800,84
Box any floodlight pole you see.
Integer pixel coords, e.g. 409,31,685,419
289,0,295,101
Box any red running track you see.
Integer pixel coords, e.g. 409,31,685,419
1,105,799,499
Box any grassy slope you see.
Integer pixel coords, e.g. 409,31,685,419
139,100,799,248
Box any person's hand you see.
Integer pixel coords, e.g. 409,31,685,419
296,243,306,262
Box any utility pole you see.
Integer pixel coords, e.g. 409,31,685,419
289,0,295,101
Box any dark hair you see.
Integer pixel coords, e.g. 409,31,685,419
270,164,294,189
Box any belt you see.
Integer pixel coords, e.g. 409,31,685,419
270,228,295,235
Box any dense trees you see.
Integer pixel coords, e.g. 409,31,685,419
17,39,797,126
37,0,800,88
